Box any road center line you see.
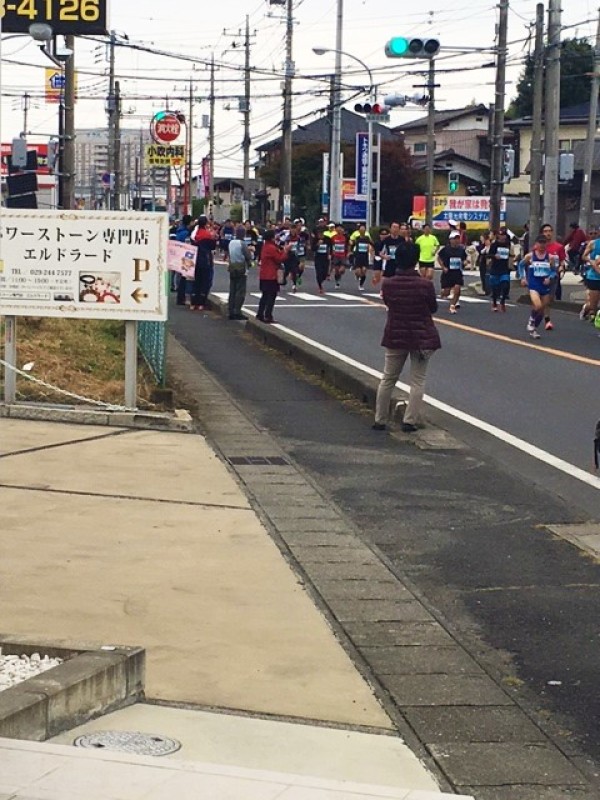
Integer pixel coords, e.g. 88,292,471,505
260,318,600,492
434,318,600,367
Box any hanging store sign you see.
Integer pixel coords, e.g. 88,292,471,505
150,112,182,144
145,144,185,168
0,210,168,321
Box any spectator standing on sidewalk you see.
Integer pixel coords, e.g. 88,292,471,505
372,259,441,433
564,221,588,274
256,230,291,324
227,225,252,320
190,215,217,311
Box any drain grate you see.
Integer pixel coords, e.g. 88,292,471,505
74,731,181,756
228,455,290,466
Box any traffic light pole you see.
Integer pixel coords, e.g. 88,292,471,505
490,0,509,233
425,59,435,227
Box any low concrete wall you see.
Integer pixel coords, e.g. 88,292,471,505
0,635,145,741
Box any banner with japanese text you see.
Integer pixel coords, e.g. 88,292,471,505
411,195,506,230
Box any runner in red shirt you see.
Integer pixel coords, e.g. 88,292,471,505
330,224,348,289
540,223,566,331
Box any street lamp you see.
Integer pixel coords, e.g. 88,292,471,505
313,46,375,228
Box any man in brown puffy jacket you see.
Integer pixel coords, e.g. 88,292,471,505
372,259,441,433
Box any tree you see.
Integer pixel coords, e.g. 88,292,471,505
507,38,594,119
258,137,418,225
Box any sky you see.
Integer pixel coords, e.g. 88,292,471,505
0,0,597,179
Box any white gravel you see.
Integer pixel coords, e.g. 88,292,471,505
0,649,63,691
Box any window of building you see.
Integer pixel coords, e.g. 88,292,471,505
593,198,600,213
559,139,572,152
413,142,427,153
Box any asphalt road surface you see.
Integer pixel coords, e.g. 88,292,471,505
210,263,600,518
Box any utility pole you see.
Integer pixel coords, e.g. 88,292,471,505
425,59,436,226
63,34,75,210
21,93,30,137
490,0,509,232
529,3,545,238
280,0,294,218
243,14,251,204
185,80,194,215
329,0,343,224
544,0,561,230
579,8,600,232
209,53,215,216
107,31,116,210
114,79,121,210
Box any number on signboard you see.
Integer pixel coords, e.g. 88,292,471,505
59,0,99,21
80,0,99,20
0,1,6,19
17,0,37,19
44,0,53,19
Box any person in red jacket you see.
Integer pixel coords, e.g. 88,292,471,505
372,261,441,433
256,229,291,323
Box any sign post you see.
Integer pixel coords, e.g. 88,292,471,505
0,210,169,408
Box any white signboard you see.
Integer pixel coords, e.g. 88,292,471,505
0,210,169,321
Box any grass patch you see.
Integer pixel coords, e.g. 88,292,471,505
0,317,161,408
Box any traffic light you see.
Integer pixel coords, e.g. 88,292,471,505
354,102,386,115
448,171,460,194
503,148,515,183
385,37,440,59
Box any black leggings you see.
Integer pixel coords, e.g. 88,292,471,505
257,279,279,320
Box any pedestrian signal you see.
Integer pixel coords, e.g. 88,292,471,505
448,172,460,193
385,37,440,58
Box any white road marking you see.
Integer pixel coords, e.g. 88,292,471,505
261,322,600,492
289,292,326,301
329,292,372,303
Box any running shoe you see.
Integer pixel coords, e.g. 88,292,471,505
579,305,588,320
526,319,535,332
530,330,541,339
297,276,302,286
358,284,364,291
292,286,297,293
500,303,507,312
455,303,461,309
335,281,341,288
492,304,498,312
449,304,457,314
545,320,554,331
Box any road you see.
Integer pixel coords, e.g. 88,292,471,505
210,263,600,517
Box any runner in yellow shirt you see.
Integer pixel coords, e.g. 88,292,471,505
415,223,440,280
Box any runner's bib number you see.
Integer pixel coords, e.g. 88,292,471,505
531,260,552,277
496,247,510,260
449,257,463,271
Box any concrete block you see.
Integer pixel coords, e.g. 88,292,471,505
0,690,48,741
429,742,587,786
358,646,484,677
403,705,546,743
386,674,513,707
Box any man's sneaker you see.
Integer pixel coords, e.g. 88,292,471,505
500,302,507,312
455,302,461,309
545,320,554,331
492,304,498,312
530,330,541,339
292,285,297,293
335,281,341,288
449,304,457,314
372,422,386,431
297,276,303,286
401,422,419,433
579,305,588,320
526,319,535,332
358,284,364,291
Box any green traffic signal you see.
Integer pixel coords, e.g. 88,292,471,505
385,36,440,58
386,37,409,56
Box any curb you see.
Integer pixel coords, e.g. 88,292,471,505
0,403,194,433
0,635,144,741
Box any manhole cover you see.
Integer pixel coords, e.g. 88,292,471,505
74,731,181,756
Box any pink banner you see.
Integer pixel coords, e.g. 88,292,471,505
201,157,211,198
167,240,196,278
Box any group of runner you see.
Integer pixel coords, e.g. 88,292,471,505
170,213,600,338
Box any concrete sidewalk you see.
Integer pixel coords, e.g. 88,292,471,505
0,417,463,797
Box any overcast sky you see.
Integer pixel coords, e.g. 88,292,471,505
0,0,596,178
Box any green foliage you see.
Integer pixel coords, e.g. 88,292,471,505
507,38,594,119
229,203,243,222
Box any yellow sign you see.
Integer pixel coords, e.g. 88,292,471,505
45,68,78,104
145,144,185,168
